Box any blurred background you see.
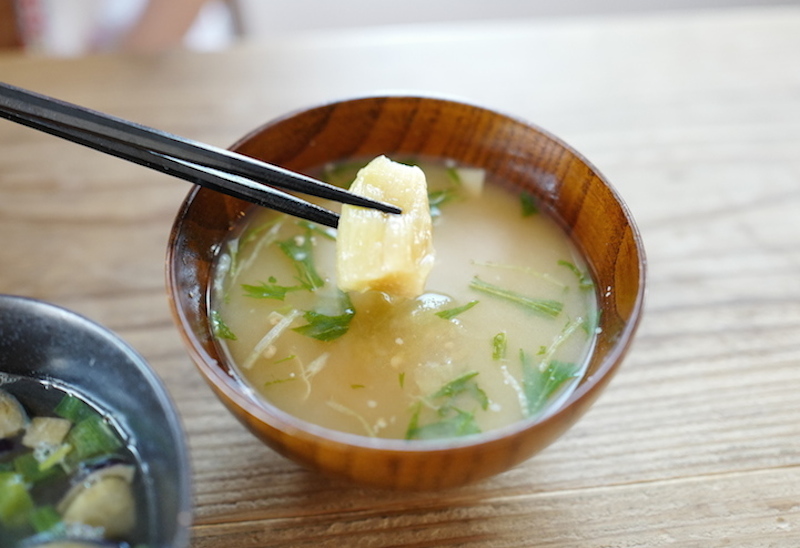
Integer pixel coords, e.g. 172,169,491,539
1,0,795,57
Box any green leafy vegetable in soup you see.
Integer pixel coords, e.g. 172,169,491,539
0,379,146,547
211,156,598,440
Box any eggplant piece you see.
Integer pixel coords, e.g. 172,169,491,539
0,438,13,453
57,462,136,540
0,388,29,439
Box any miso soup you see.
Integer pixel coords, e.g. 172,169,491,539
210,158,598,440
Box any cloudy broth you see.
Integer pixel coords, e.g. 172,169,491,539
210,159,598,440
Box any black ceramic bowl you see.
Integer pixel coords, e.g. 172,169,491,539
0,294,191,547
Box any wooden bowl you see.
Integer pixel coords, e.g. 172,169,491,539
166,95,646,490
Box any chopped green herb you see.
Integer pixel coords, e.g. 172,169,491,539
274,354,297,364
558,260,594,290
228,216,287,282
210,310,237,340
446,166,463,186
469,277,563,318
297,220,337,241
241,280,303,301
435,300,479,320
351,384,366,389
428,188,461,218
582,307,601,335
432,371,489,411
294,310,354,341
399,372,406,388
492,332,507,360
406,405,481,440
405,402,422,437
404,371,490,440
518,316,587,417
293,292,355,341
520,350,580,416
277,229,325,290
520,192,538,216
539,317,586,366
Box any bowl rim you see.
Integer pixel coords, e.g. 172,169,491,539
0,293,193,547
167,93,647,454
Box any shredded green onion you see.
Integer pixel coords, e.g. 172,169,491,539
0,472,34,529
13,453,61,484
53,394,94,423
29,505,61,533
65,415,123,465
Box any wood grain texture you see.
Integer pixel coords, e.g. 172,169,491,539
1,5,799,546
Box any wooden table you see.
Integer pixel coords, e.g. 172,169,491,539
2,5,799,546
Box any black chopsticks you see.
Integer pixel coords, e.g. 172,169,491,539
0,82,401,228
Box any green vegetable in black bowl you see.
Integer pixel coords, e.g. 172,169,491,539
0,294,192,548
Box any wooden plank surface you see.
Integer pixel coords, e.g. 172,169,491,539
1,5,799,547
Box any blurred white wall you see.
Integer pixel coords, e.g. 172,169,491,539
235,0,793,36
17,0,793,56
18,0,234,55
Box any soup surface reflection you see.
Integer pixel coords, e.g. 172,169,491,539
210,158,598,440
